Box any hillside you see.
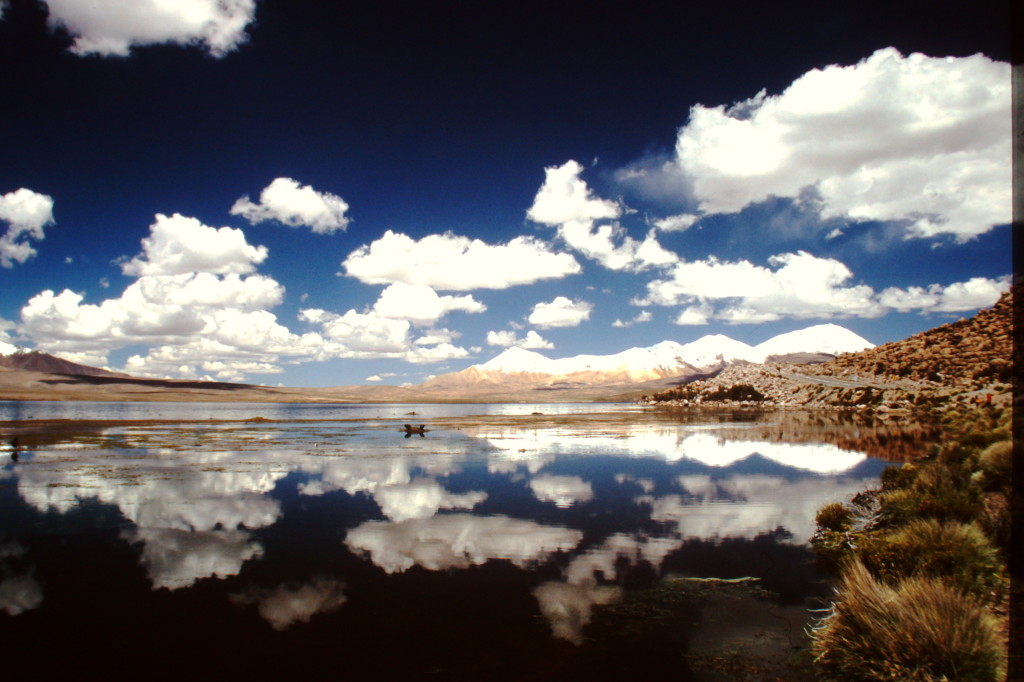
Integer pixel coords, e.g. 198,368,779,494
0,350,124,378
645,286,1015,415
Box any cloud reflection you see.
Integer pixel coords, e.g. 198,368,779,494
232,577,347,630
345,514,583,574
123,527,263,590
0,542,43,616
529,474,593,508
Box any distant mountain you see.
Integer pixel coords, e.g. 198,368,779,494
0,350,122,378
422,324,874,393
754,323,874,360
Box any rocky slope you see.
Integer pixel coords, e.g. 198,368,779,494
644,286,1015,415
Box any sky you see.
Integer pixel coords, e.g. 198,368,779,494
0,0,1014,387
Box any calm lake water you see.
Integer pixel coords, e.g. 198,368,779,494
0,401,925,679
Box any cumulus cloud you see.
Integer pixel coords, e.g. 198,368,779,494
526,160,622,225
639,251,1009,323
372,282,485,326
16,213,326,378
486,329,553,349
122,213,267,276
43,0,257,57
343,230,580,290
652,213,699,232
612,310,652,328
0,188,55,268
528,161,678,271
663,48,1010,240
231,178,351,234
528,296,593,329
299,307,471,365
878,276,1011,313
639,251,883,323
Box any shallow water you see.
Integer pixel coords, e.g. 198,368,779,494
0,402,920,679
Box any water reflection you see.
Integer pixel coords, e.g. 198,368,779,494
0,403,911,678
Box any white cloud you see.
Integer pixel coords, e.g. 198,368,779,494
612,310,652,328
486,329,553,349
652,213,699,232
343,230,580,291
668,48,1009,240
674,303,712,326
302,308,411,354
640,251,1009,323
299,307,471,365
878,276,1011,313
372,282,485,326
527,161,678,271
122,213,267,276
414,328,459,346
526,160,621,225
639,251,883,323
528,296,593,329
0,188,55,268
43,0,257,57
230,177,350,234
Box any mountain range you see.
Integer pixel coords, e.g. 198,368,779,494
422,323,873,389
0,323,874,402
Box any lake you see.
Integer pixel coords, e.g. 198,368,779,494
0,401,930,679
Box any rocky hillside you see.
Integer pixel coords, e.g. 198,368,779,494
644,285,1015,415
810,287,1013,388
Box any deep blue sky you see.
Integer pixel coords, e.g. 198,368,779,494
0,0,1013,386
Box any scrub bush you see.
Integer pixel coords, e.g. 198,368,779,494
855,519,1003,601
815,502,853,532
811,561,1007,681
974,440,1012,492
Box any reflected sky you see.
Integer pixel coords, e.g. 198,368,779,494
0,402,898,677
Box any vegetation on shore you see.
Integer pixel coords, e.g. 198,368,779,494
809,401,1014,680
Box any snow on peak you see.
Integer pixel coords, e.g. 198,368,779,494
479,346,556,373
677,334,758,367
753,323,873,358
473,324,872,378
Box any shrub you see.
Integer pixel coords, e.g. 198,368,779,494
856,519,1004,601
811,561,1007,681
880,463,916,491
975,440,1012,492
816,502,853,532
881,462,979,526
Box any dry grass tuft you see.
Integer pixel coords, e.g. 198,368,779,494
811,561,1007,681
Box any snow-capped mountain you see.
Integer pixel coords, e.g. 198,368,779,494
751,324,874,359
424,324,874,392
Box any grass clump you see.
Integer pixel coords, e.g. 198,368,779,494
855,519,1004,601
812,561,1007,681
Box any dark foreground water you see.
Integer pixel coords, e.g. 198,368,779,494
0,402,927,679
